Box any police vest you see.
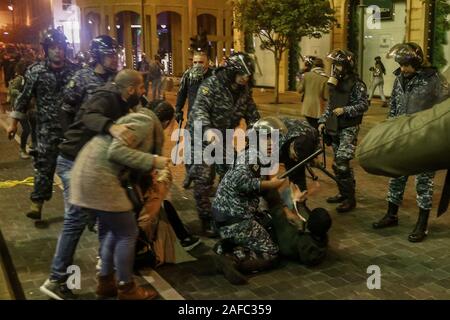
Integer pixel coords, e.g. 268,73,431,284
329,76,363,129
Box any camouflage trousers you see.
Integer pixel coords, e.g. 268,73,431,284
331,126,359,161
189,139,232,219
218,218,279,262
32,126,62,202
387,171,435,210
331,126,359,198
191,163,215,220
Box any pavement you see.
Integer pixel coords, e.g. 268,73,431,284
0,87,449,300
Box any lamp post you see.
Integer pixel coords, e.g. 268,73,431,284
8,1,15,30
358,0,367,78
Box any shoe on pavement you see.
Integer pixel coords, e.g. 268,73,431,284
20,150,30,159
40,279,77,300
180,236,201,251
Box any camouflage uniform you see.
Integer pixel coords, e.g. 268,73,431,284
11,59,78,202
60,66,114,132
319,77,368,202
386,67,448,210
188,73,260,220
175,67,214,180
175,67,214,122
279,117,319,190
212,148,278,262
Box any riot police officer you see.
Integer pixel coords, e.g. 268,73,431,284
60,35,119,132
372,42,448,242
175,50,214,189
318,49,369,213
211,122,285,284
188,52,260,236
7,29,78,226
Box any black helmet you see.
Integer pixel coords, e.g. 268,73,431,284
327,49,355,71
252,116,288,136
304,56,316,69
89,35,118,64
40,29,68,56
225,52,255,76
387,42,424,68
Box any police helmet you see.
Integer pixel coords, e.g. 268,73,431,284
327,49,356,71
304,56,316,69
40,29,68,56
252,116,288,136
89,35,119,64
386,42,424,68
225,52,255,76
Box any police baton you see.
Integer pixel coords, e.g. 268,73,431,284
173,119,183,165
278,148,323,179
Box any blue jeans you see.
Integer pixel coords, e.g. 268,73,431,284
92,210,138,283
50,155,88,281
151,77,162,100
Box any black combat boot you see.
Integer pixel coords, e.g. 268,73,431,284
408,208,429,243
26,200,43,220
336,197,356,213
326,194,346,203
336,177,356,213
372,202,399,229
200,218,218,238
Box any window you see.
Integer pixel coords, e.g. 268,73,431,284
62,0,72,11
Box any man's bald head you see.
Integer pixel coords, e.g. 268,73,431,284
114,69,143,90
114,69,146,101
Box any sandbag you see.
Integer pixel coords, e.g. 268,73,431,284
356,98,450,178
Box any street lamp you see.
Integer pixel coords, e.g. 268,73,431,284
8,1,15,30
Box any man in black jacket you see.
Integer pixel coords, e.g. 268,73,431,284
40,69,145,300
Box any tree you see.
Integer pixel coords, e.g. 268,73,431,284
234,0,336,103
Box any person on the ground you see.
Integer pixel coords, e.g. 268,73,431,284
270,184,331,266
7,29,78,226
298,57,329,129
137,167,201,268
317,49,369,213
188,52,260,237
69,104,170,300
175,51,214,189
368,56,387,107
372,42,449,242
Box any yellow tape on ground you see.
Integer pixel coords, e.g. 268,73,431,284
0,177,34,188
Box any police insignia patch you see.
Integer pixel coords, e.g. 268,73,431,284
68,80,76,88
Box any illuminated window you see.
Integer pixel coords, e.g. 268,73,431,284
62,0,72,11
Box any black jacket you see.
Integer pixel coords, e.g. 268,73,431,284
58,83,130,160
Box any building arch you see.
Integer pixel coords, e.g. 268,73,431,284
157,11,183,75
85,11,101,41
115,11,141,69
197,13,217,35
